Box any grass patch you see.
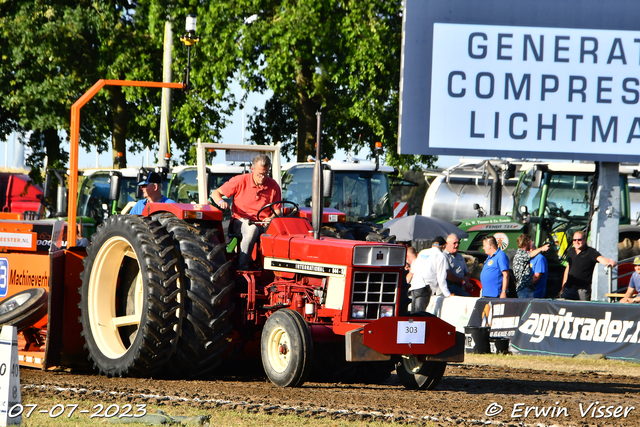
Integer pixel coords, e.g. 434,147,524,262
462,352,640,377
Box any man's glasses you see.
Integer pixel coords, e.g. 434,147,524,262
452,241,460,245
254,171,269,177
573,238,583,242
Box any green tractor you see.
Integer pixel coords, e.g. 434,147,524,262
441,161,639,296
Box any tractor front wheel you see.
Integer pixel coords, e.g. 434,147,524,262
79,215,180,377
261,309,313,387
395,356,447,390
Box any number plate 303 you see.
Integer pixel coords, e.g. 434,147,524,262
397,321,426,344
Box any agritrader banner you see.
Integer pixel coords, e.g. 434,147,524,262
399,0,640,162
511,300,640,360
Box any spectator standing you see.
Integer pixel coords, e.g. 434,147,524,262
405,246,417,285
400,246,417,315
443,233,472,296
408,236,449,312
530,241,549,298
560,230,617,301
512,234,549,298
129,172,175,215
619,257,640,303
480,236,510,298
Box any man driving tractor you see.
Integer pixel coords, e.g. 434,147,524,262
210,154,281,270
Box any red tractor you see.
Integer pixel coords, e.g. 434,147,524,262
0,80,463,390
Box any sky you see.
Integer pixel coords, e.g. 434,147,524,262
0,79,462,171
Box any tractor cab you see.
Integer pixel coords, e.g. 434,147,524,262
168,163,249,205
281,161,394,224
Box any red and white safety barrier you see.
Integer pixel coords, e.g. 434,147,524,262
393,202,408,218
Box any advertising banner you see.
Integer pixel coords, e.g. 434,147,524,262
399,0,640,162
468,298,534,338
511,300,640,361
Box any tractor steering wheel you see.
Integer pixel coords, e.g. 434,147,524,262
257,200,299,221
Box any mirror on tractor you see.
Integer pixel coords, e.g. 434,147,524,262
135,168,148,199
56,186,68,216
109,171,122,202
101,171,122,220
322,166,334,198
532,164,548,189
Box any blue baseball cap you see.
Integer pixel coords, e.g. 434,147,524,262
138,172,162,186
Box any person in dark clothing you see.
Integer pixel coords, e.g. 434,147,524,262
560,230,617,301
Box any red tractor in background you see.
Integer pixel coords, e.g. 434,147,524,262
0,173,44,219
0,80,463,390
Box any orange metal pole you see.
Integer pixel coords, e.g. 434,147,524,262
67,80,184,247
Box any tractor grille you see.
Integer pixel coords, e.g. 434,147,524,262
351,271,399,319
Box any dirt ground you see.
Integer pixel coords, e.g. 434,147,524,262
19,357,640,427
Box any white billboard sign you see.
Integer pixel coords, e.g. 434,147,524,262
398,0,640,162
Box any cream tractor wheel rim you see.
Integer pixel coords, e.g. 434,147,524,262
266,325,291,374
88,236,143,359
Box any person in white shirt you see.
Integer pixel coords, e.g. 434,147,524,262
408,236,450,313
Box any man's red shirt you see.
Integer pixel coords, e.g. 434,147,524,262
219,173,281,221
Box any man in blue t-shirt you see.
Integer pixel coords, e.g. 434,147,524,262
620,256,640,304
480,236,510,298
129,172,175,215
529,241,548,298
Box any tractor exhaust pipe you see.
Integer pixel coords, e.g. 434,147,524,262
312,112,323,239
486,161,501,216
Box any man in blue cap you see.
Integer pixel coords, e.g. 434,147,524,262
129,172,175,215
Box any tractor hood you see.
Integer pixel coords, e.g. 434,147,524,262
260,217,405,267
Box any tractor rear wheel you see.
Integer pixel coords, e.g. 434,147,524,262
396,356,447,390
153,214,234,379
261,309,313,387
79,215,180,377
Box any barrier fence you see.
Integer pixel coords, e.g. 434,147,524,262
429,295,640,362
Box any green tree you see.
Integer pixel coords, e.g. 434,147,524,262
0,0,434,175
0,0,234,176
199,0,434,168
0,0,92,173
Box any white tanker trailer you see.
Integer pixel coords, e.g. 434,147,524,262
423,160,640,225
422,160,519,222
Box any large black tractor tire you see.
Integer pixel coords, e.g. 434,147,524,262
319,223,355,239
154,214,235,379
261,309,313,387
79,215,181,377
395,356,447,390
353,222,395,243
321,221,395,243
0,289,49,332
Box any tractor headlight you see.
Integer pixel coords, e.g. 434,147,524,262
351,305,365,319
380,305,394,317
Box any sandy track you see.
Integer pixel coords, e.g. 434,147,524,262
18,361,640,426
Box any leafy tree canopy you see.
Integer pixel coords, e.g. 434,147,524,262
197,0,434,168
0,0,434,178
